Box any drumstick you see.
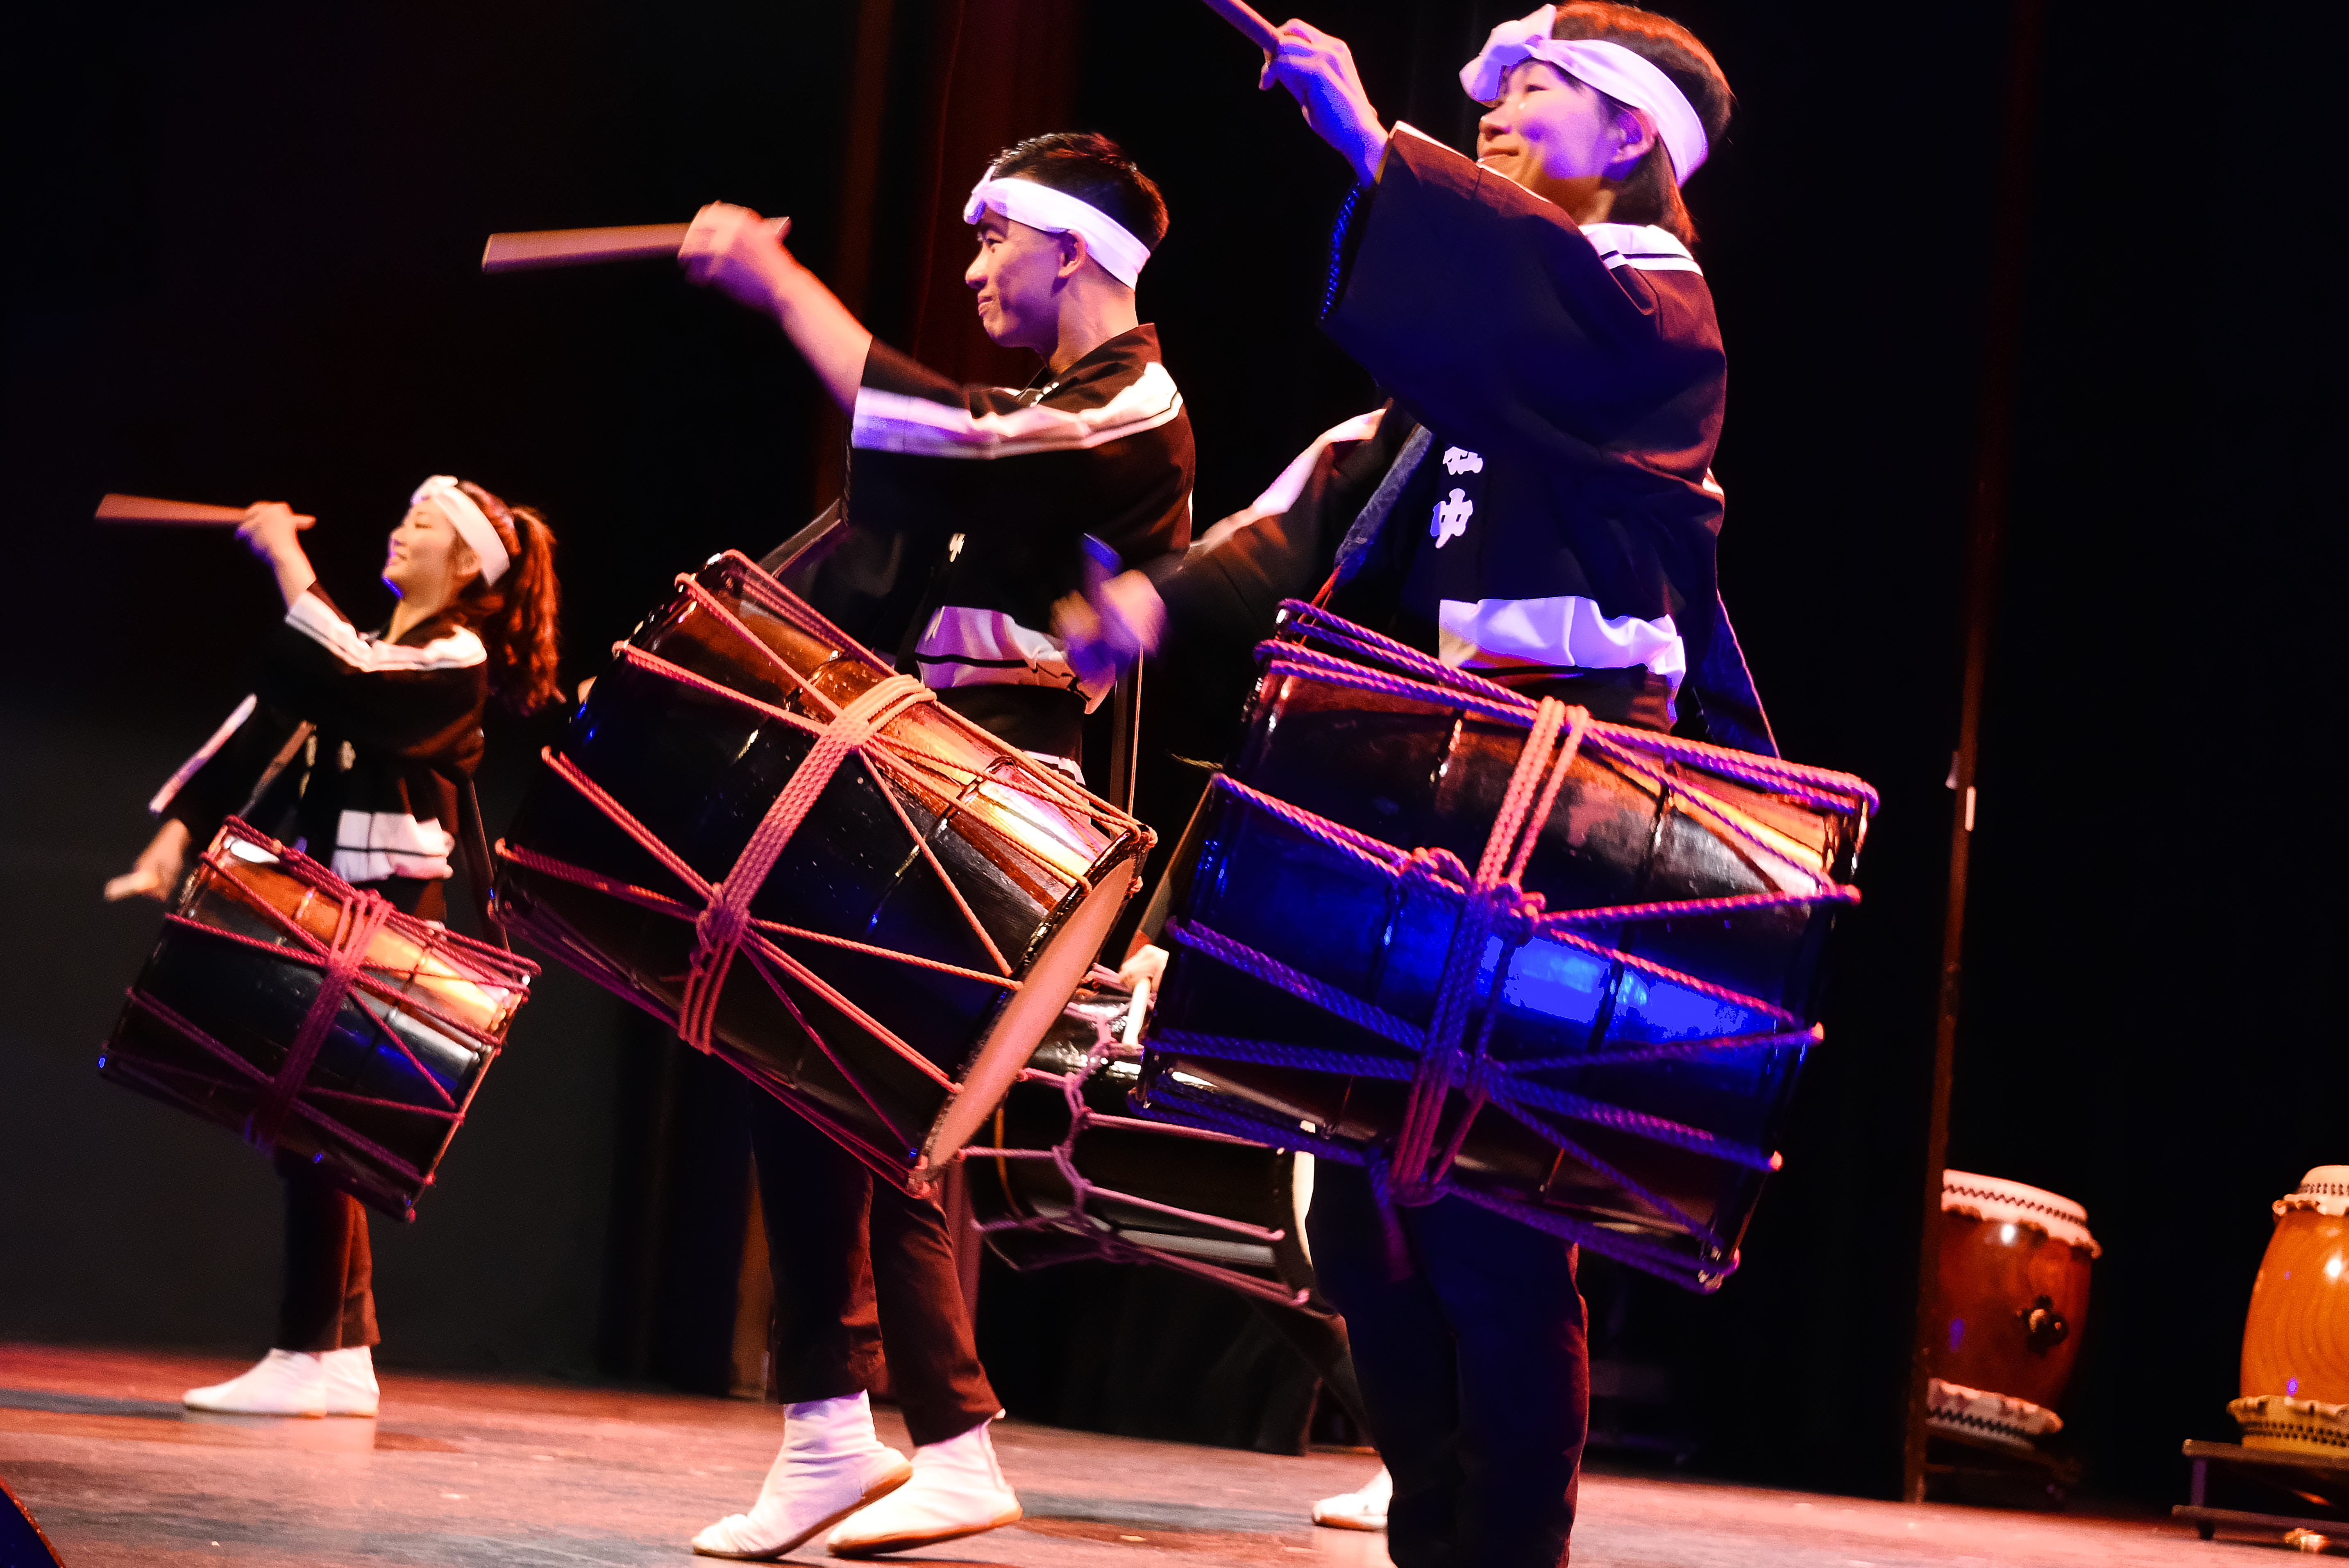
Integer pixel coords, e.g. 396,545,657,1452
1196,0,1282,50
95,493,249,526
481,222,692,273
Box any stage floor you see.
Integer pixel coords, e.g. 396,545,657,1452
2,1345,2234,1566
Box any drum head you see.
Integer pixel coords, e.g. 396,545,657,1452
920,842,1139,1175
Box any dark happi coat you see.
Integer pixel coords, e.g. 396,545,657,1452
1160,125,1773,756
156,586,489,892
779,324,1195,761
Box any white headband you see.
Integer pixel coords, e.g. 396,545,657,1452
1461,7,1709,186
411,475,511,587
961,176,1153,289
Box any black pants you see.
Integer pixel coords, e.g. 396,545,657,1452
748,1094,999,1447
272,1150,377,1351
1307,1163,1589,1568
262,875,438,1353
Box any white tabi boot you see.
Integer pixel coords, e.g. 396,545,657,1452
1312,1465,1391,1530
183,1349,329,1417
692,1393,913,1561
320,1346,379,1416
825,1418,1021,1558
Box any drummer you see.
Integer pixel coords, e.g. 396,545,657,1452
108,477,562,1417
675,130,1192,1561
1080,7,1749,1563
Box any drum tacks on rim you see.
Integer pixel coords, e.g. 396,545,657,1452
493,552,1153,1189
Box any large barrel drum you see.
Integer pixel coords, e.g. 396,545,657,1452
2231,1165,2349,1457
1923,1171,2099,1449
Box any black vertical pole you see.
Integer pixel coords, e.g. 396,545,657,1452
1902,0,2049,1506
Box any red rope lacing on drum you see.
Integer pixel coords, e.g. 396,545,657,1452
1381,697,1583,1212
245,886,396,1152
494,555,1153,1168
678,672,935,1053
1146,602,1878,1282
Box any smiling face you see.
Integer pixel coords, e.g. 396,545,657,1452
964,210,1077,354
1476,59,1655,192
382,500,480,603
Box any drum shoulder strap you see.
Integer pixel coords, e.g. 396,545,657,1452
454,776,509,951
756,499,844,578
1328,424,1433,592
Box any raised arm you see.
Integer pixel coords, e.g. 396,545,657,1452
679,203,874,413
1258,20,1391,185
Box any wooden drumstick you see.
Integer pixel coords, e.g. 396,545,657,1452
481,222,692,274
95,493,250,526
1196,0,1282,50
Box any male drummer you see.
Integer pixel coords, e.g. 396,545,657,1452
675,132,1192,1561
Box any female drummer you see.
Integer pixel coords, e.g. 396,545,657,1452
1093,5,1748,1563
110,476,561,1417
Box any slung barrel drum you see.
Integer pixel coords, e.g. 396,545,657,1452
100,822,536,1220
493,552,1150,1187
1134,605,1874,1292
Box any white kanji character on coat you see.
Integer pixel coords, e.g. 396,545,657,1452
1442,446,1484,476
1432,488,1473,547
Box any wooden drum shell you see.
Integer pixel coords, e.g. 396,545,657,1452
1927,1209,2095,1413
2241,1203,2349,1405
494,554,1146,1185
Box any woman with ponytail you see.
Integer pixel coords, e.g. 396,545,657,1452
108,475,561,1417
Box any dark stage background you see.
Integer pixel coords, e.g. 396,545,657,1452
2,0,2328,1511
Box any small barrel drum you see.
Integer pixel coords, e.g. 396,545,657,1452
493,552,1151,1186
2231,1165,2349,1456
100,820,537,1220
968,980,1318,1308
1133,604,1875,1291
1923,1170,2099,1448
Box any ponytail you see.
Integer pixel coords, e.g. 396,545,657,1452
451,479,563,714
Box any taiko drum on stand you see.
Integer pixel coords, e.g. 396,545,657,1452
2231,1165,2349,1457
